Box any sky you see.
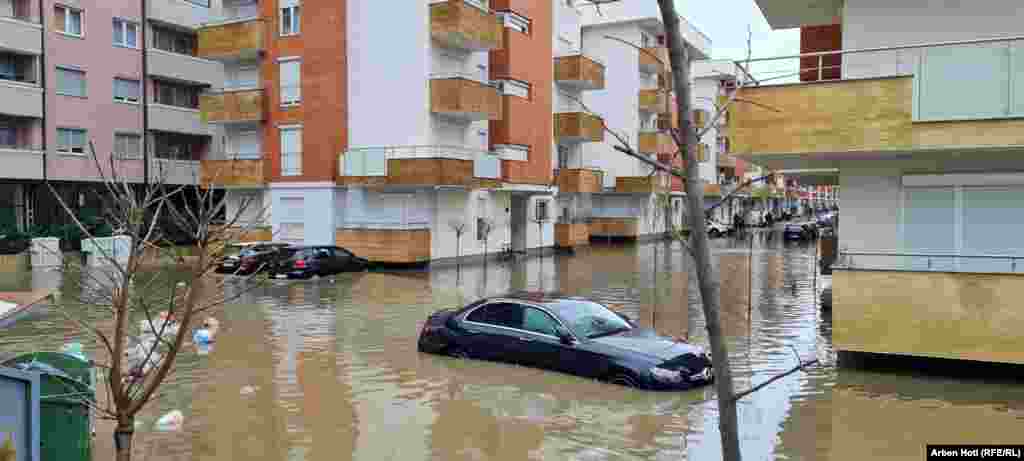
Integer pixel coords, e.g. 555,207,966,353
675,0,799,61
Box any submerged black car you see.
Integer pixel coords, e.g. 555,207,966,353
217,242,291,275
269,245,370,279
418,293,714,390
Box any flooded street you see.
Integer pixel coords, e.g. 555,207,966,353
2,232,1023,460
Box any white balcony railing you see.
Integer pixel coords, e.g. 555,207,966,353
428,72,496,87
735,35,1024,122
836,250,1024,275
342,145,501,178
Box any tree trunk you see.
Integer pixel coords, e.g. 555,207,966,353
114,419,134,461
655,1,742,460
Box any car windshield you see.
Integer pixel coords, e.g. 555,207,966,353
545,300,633,339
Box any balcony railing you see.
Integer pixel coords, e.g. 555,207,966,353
638,89,667,114
554,112,604,143
430,73,502,121
639,47,667,74
200,89,264,123
197,17,264,61
340,145,502,185
429,0,503,52
836,251,1024,275
200,157,265,187
554,53,606,90
638,130,673,154
555,168,604,194
731,35,1024,156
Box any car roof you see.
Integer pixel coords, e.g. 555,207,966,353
480,291,596,307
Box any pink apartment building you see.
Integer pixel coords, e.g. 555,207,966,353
0,0,221,234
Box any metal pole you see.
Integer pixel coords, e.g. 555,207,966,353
141,0,149,187
748,229,753,325
817,54,824,81
39,0,47,183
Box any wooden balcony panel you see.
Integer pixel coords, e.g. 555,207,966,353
555,223,590,248
556,168,603,193
638,89,668,114
615,175,669,194
335,229,431,264
638,131,673,154
639,47,667,74
430,77,502,121
200,89,264,123
657,113,677,131
590,217,640,238
555,112,604,143
197,19,264,60
340,159,474,187
200,159,265,187
554,55,605,90
429,0,503,51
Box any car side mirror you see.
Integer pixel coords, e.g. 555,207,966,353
614,311,635,325
555,326,574,345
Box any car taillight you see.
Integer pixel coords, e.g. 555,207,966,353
293,259,306,269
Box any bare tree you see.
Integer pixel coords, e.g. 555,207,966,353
448,218,466,264
569,3,819,460
46,142,269,461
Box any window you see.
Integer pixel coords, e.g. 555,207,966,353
522,307,560,337
0,124,16,148
0,53,35,84
153,80,200,108
497,11,530,34
279,0,300,36
279,59,301,105
114,133,142,159
152,131,206,160
151,25,197,55
183,0,209,6
54,5,83,37
56,67,86,97
534,200,549,222
112,19,138,48
113,78,140,103
280,126,302,176
465,303,524,329
57,128,87,155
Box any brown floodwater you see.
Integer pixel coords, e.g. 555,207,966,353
2,231,1023,460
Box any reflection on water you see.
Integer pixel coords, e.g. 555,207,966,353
2,231,1022,460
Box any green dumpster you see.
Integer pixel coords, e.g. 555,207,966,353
2,352,95,461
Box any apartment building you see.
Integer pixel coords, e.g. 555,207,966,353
0,0,222,236
565,1,711,239
733,0,1024,364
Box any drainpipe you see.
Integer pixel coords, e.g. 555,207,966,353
141,0,149,187
39,0,47,182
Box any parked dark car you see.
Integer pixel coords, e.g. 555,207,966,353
418,293,714,391
217,242,291,275
783,223,810,241
269,245,370,279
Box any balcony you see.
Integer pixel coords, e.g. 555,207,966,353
430,74,502,121
590,217,640,238
429,0,503,52
197,18,264,61
639,47,667,74
148,48,224,87
339,145,502,187
729,36,1024,169
335,228,431,264
0,146,43,180
615,174,670,194
0,13,41,54
0,80,42,118
638,130,673,154
200,158,265,187
556,168,603,193
149,104,209,136
150,158,200,185
148,0,211,28
554,54,605,90
200,89,265,123
554,112,603,144
555,223,590,248
638,89,668,114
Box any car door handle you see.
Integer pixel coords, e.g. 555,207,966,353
518,336,533,342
